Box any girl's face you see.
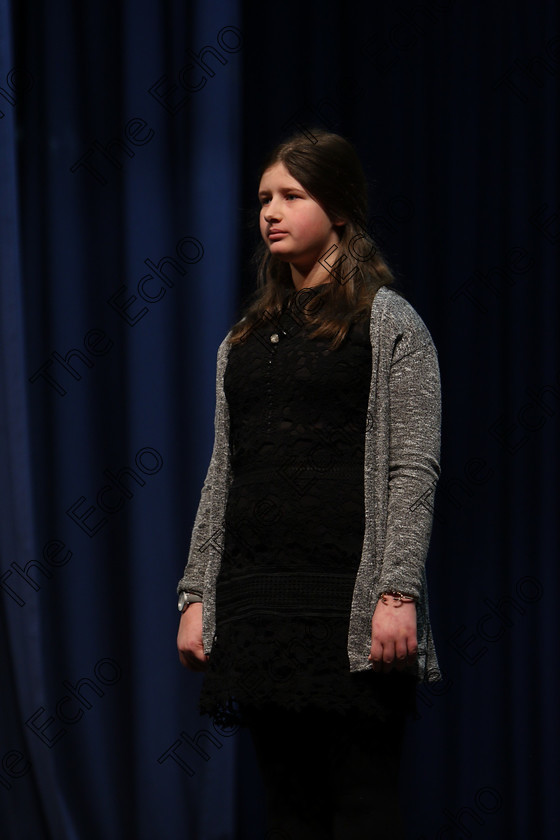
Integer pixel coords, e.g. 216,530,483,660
258,162,343,273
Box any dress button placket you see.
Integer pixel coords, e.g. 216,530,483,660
266,332,278,433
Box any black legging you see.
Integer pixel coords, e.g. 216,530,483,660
246,704,407,840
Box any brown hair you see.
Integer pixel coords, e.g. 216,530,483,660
229,129,398,350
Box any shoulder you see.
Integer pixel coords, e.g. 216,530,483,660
370,286,436,357
218,330,233,353
212,331,233,385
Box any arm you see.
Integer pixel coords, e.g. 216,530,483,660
176,335,232,598
176,335,232,667
370,334,441,671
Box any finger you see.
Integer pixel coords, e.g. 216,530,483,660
407,634,418,660
185,654,208,672
394,639,408,671
179,650,197,670
382,641,396,673
369,640,384,672
407,645,418,665
179,646,208,671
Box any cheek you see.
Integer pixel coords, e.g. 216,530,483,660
294,209,331,240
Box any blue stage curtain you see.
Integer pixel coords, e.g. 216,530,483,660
1,1,558,838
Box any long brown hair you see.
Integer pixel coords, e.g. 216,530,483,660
229,129,399,350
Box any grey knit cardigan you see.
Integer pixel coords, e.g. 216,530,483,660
177,285,442,682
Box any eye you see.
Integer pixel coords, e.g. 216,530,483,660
286,194,299,200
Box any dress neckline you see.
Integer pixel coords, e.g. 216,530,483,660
288,281,333,294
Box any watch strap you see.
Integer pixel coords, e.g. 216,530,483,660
177,591,202,612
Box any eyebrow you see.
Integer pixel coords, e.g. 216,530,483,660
257,186,305,197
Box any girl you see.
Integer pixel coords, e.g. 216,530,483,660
177,130,441,839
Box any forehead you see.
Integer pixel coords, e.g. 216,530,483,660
258,162,305,191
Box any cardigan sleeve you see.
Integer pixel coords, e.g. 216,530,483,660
375,330,442,600
176,335,232,599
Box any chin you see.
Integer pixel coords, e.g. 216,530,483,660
268,246,293,261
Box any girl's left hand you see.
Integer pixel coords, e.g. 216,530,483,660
368,599,418,673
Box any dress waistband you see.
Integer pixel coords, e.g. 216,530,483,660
230,460,365,485
216,571,357,620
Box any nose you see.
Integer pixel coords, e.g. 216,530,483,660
263,196,281,222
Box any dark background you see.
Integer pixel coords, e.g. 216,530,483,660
1,1,558,838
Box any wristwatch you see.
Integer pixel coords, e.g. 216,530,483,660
177,591,202,612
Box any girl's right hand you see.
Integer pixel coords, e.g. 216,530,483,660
177,603,209,671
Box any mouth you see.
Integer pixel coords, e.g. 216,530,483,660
268,230,288,240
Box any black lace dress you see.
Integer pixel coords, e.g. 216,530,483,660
199,284,417,726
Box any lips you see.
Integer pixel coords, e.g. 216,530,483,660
268,229,288,240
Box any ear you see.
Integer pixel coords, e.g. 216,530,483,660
332,218,346,227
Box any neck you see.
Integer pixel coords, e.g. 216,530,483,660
289,262,334,291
